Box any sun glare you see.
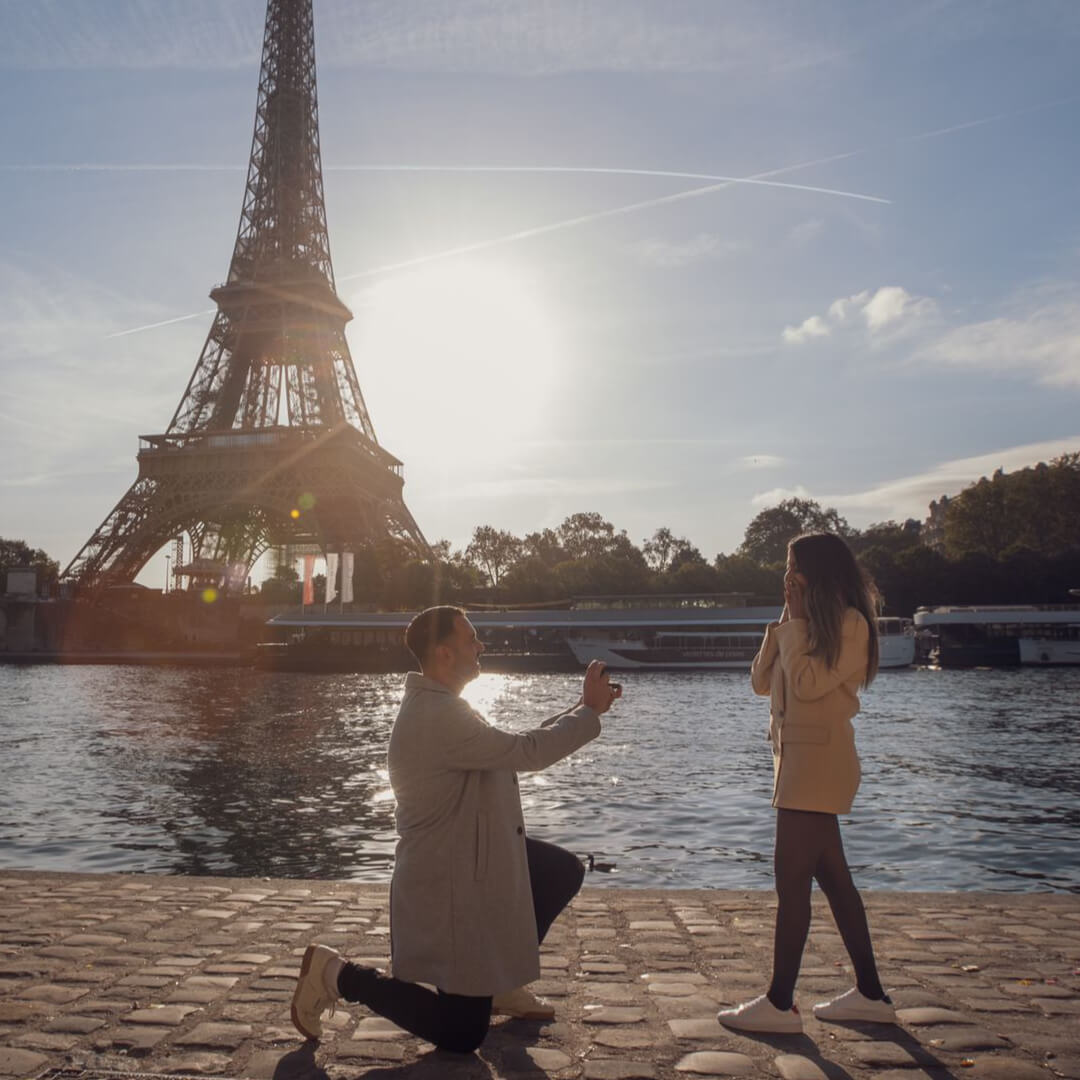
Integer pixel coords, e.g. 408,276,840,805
351,261,563,452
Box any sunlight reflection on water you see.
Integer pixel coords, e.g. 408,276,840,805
0,664,1078,891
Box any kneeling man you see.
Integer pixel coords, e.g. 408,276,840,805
291,605,620,1052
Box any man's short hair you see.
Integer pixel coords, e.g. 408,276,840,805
405,605,466,666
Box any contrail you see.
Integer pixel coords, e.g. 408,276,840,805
901,94,1079,143
339,152,877,283
104,150,872,336
106,308,215,339
95,93,1077,339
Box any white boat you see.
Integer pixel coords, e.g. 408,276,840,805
1018,638,1080,666
566,628,767,670
914,604,1080,667
877,617,917,669
567,612,915,671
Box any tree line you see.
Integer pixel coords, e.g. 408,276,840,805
5,453,1078,616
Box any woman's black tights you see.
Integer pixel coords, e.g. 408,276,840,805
767,808,885,1011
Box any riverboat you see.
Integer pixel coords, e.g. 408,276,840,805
913,604,1080,667
258,595,918,673
568,614,916,670
258,595,773,673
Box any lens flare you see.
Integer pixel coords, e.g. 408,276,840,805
298,492,316,510
290,508,301,520
201,587,218,604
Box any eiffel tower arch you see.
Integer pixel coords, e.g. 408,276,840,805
62,0,428,592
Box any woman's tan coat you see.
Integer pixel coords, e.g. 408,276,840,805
387,672,601,997
750,608,869,814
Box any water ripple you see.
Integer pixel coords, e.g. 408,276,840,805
0,665,1077,891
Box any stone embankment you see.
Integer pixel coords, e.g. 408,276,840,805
1,872,1077,1080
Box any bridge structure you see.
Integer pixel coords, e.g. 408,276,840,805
63,0,429,593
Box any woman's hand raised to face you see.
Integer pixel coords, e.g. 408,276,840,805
582,660,622,714
783,568,808,621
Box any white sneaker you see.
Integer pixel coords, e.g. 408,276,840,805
290,944,342,1040
813,987,896,1023
492,985,556,1020
717,993,803,1034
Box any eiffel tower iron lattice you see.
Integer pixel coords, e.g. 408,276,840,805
62,0,428,592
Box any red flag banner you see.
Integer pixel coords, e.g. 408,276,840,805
302,554,315,606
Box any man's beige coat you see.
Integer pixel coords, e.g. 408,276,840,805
750,609,869,814
387,672,601,997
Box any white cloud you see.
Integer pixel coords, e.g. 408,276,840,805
781,315,830,345
918,286,1080,386
750,485,813,507
751,435,1080,524
863,285,936,332
784,285,938,345
789,218,824,246
627,232,738,268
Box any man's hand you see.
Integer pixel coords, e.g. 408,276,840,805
582,660,622,714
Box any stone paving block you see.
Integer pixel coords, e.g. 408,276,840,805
60,933,125,946
17,983,89,1004
674,1050,755,1075
896,1006,971,1025
917,1026,1010,1051
104,1024,172,1052
652,995,723,1019
173,1020,254,1049
0,1002,44,1023
352,1016,410,1040
850,1041,939,1067
582,982,641,1004
583,1006,647,1024
966,1059,1052,1079
42,1013,107,1033
585,1060,657,1080
166,985,224,1004
773,1056,834,1080
73,997,137,1013
668,1017,725,1040
154,1052,233,1074
645,983,706,1000
591,1028,658,1049
127,1004,200,1025
185,973,239,987
0,1048,50,1077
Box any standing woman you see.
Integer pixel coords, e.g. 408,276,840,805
717,532,895,1034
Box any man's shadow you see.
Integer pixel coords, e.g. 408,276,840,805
268,1022,556,1080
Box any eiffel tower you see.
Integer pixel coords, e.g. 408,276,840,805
62,0,428,592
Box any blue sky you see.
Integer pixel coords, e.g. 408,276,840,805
2,0,1079,583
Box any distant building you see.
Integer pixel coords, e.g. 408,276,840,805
3,566,38,597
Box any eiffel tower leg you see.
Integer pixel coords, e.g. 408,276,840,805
61,479,167,589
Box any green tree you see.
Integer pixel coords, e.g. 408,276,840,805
556,512,617,560
739,498,851,565
643,527,701,574
521,529,565,567
259,563,300,604
465,526,523,587
0,537,60,592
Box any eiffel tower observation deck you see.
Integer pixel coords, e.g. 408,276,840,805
62,0,429,592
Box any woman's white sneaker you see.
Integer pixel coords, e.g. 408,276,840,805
717,994,803,1034
813,987,896,1023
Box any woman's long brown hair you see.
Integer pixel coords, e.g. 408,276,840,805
788,532,879,686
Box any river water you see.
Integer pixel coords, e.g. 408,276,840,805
1,665,1077,892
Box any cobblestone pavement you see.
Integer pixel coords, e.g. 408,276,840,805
1,872,1078,1080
